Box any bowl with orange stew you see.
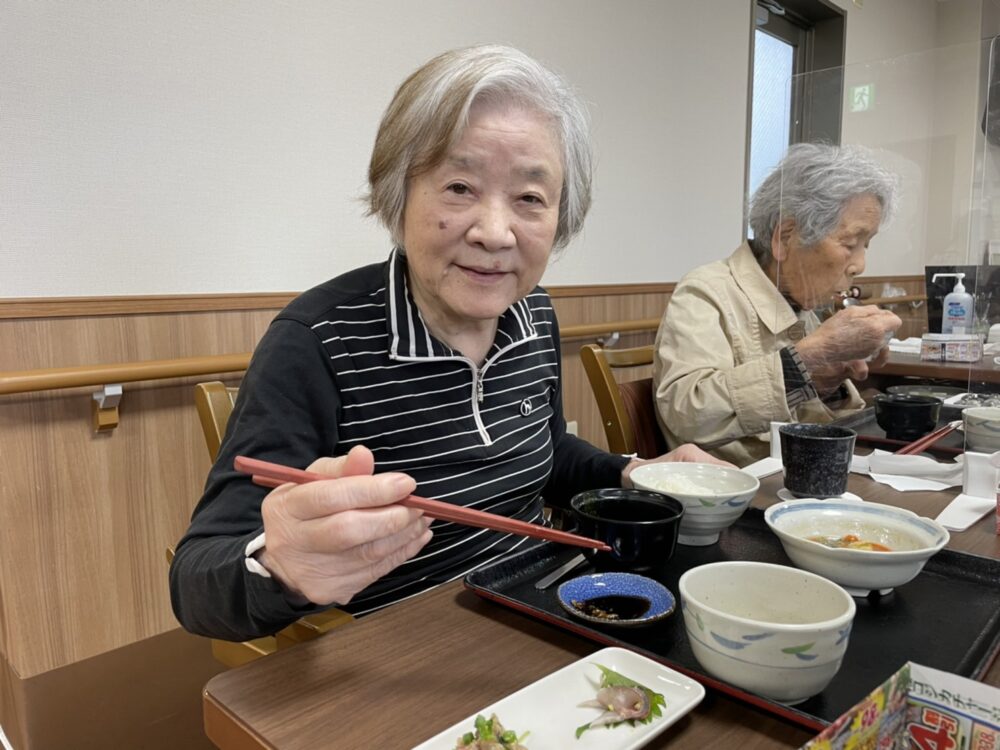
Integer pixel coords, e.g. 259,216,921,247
763,498,949,596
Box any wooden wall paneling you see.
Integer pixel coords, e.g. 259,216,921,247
551,291,670,333
552,292,669,450
0,293,297,320
0,309,277,678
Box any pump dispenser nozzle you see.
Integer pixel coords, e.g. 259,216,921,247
932,272,966,293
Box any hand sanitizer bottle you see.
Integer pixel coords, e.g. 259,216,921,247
932,273,974,334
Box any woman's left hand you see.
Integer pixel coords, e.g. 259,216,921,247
621,443,734,488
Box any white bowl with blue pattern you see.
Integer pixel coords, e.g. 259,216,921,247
764,498,949,594
678,561,855,704
629,462,760,546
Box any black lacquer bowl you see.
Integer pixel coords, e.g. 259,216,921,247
874,393,942,442
570,488,683,573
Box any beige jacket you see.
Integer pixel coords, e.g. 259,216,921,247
653,243,864,467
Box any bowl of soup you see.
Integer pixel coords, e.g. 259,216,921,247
570,488,684,573
629,463,759,546
764,498,949,594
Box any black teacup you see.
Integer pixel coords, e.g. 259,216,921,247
779,424,857,498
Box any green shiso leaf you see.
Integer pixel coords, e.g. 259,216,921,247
575,663,667,739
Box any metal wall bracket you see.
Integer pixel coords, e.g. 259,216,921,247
92,384,123,432
597,331,621,348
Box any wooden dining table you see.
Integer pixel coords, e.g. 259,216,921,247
201,471,1000,750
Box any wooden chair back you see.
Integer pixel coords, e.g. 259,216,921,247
579,344,667,459
194,382,239,462
188,381,352,667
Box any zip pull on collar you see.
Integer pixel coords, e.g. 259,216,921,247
476,369,485,403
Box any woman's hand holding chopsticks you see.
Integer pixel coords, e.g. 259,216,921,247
255,445,433,606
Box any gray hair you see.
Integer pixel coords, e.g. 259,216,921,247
747,142,898,265
366,44,592,250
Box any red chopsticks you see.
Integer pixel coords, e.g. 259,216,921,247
894,421,960,455
234,455,612,552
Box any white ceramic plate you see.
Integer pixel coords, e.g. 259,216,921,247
411,646,705,750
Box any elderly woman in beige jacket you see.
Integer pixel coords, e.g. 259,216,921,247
653,143,902,467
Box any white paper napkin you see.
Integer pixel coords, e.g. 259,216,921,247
743,456,782,479
851,450,962,491
935,494,996,531
854,450,996,529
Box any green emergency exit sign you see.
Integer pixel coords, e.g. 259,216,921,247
850,83,874,112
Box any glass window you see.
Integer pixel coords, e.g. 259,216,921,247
745,0,845,238
749,29,795,199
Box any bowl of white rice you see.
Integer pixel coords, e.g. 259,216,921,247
628,463,759,546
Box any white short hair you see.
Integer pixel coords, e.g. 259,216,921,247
366,45,592,250
748,142,898,265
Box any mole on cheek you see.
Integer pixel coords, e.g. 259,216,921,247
438,220,448,230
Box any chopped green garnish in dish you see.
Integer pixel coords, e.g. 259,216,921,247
455,714,529,749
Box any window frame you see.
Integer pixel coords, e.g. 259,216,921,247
745,0,846,237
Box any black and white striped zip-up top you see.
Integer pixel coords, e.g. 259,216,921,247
171,249,627,642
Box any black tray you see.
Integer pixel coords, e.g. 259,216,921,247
835,406,965,456
464,507,1000,731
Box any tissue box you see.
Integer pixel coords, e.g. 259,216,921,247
799,662,1000,750
920,333,983,362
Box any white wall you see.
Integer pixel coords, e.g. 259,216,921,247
5,1,996,298
829,0,985,274
0,1,752,297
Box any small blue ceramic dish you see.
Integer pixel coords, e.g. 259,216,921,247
557,572,675,627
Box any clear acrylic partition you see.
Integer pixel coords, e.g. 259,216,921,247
766,40,1000,450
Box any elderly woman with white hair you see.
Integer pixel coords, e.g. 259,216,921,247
653,142,902,467
170,44,720,642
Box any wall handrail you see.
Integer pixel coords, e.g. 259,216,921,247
864,294,926,307
559,317,660,341
0,319,662,396
0,354,251,395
